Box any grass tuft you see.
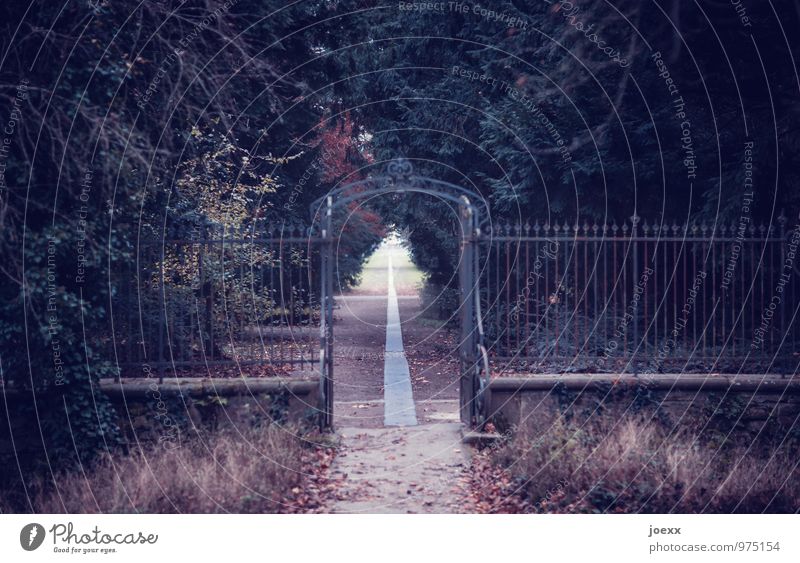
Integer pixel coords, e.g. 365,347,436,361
494,415,800,513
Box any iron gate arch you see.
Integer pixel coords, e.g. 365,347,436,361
308,159,491,429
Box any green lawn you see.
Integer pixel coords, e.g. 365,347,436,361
351,236,425,295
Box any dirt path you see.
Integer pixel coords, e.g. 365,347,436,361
328,241,470,513
330,424,469,513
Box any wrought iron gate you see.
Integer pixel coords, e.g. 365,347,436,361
309,159,491,429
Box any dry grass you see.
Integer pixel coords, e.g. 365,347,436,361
8,426,310,513
494,415,800,513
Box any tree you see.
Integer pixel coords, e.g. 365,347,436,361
321,0,799,284
0,0,347,469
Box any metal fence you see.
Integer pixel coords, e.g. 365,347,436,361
480,215,799,374
106,225,319,380
103,213,800,380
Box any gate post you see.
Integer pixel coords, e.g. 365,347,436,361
318,196,335,429
459,197,477,425
631,213,639,375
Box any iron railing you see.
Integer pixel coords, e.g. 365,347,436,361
106,224,319,381
104,210,800,382
479,214,799,374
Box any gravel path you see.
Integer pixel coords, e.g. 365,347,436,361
330,424,469,513
329,241,470,513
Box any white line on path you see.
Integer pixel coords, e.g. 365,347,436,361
383,252,418,426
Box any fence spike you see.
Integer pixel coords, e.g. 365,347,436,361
533,220,541,233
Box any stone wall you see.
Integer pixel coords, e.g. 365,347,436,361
0,377,320,461
487,375,800,438
102,377,321,446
